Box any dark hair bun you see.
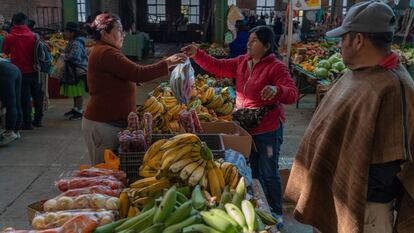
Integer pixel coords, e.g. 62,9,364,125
86,13,121,40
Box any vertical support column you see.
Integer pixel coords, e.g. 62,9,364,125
213,0,228,46
62,0,78,24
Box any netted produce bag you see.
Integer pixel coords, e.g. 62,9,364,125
43,193,120,212
170,59,195,104
32,210,115,230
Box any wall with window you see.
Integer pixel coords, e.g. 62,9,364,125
0,0,62,29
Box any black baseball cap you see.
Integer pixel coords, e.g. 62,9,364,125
326,1,396,38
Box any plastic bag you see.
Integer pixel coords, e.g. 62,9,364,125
61,186,121,197
73,168,127,184
43,193,120,212
179,110,195,133
170,59,195,104
50,55,64,79
56,176,124,192
224,149,253,186
32,210,114,230
4,215,98,233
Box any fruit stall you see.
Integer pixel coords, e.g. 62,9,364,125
3,54,281,233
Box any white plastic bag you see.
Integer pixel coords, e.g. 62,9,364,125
169,59,195,104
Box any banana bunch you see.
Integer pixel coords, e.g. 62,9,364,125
167,103,187,120
188,98,202,112
126,177,170,208
215,101,233,116
218,161,239,189
198,112,216,122
139,96,165,118
200,87,215,104
160,96,179,109
217,114,233,121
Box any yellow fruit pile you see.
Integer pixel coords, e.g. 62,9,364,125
139,134,239,201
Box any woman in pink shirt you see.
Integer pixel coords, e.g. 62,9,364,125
182,26,298,228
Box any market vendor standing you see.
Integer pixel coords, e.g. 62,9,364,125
83,13,186,164
285,2,414,233
182,26,298,229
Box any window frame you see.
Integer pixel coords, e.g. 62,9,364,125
181,0,200,24
77,0,87,23
147,0,167,24
256,0,275,24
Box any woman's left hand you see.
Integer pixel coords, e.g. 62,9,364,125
261,85,277,101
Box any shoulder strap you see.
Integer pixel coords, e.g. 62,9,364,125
390,69,412,161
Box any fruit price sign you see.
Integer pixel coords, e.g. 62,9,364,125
293,0,321,10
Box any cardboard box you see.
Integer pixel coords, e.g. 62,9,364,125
27,200,46,223
200,122,252,158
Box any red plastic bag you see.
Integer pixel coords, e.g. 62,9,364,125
61,186,121,197
56,176,124,192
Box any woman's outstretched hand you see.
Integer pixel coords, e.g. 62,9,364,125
181,43,199,57
165,53,187,68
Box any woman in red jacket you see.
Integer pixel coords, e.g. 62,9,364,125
182,26,298,228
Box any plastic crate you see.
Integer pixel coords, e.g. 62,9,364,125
119,151,145,183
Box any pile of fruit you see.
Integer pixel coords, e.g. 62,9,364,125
393,45,414,65
136,134,239,200
312,53,347,79
113,179,278,233
200,43,229,57
46,33,67,64
138,74,235,133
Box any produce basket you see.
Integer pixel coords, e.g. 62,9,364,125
119,134,225,183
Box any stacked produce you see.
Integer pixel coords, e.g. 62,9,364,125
118,112,153,152
138,73,235,133
313,53,347,79
23,168,127,233
393,44,414,65
103,179,277,233
199,43,229,57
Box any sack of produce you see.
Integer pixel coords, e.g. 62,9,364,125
32,210,114,230
170,59,195,104
43,193,120,212
56,176,124,192
60,185,121,197
73,167,127,184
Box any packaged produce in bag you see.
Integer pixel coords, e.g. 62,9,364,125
43,193,120,212
32,210,115,230
143,112,153,147
56,176,124,192
189,109,204,133
61,185,121,197
170,59,195,104
73,167,126,184
127,112,140,132
179,110,195,133
4,215,98,233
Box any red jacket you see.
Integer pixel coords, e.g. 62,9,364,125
3,25,36,74
193,50,298,135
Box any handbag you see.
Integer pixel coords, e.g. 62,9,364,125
232,104,277,131
61,61,87,85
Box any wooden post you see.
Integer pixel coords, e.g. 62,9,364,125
403,9,414,45
284,0,294,65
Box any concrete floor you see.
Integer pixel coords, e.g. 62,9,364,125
0,44,317,232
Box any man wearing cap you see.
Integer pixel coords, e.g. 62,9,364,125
285,1,414,233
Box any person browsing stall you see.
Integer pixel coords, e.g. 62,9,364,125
181,26,298,230
83,13,186,164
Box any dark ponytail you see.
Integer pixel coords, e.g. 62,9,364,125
249,26,276,57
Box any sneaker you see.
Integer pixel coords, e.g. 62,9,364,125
64,108,77,117
69,111,83,120
272,213,284,230
0,131,18,146
15,131,21,139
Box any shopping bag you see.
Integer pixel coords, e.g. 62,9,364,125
50,55,64,79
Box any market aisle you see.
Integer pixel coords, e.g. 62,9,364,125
0,99,90,228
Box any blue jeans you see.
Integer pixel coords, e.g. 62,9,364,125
0,62,22,131
21,72,43,126
250,125,284,214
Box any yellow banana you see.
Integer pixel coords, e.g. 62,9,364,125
207,160,222,201
132,196,153,208
142,96,157,110
130,176,158,188
180,159,204,181
139,166,158,178
188,161,207,186
143,139,167,163
160,134,201,151
169,157,197,174
229,166,239,189
119,191,130,218
136,179,170,197
213,162,226,190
